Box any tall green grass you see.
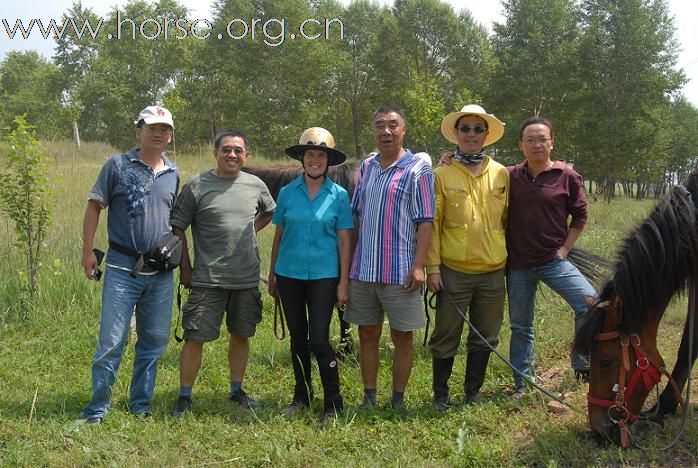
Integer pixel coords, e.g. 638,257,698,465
0,142,695,465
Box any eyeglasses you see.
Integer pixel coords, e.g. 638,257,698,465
221,146,246,156
457,124,487,134
523,138,552,145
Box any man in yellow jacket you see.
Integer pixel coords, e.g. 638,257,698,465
426,104,509,409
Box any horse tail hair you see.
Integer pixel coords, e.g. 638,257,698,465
567,246,613,289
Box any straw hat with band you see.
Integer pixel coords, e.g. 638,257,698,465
285,127,347,166
440,104,505,148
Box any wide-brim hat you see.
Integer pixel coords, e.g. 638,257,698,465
440,104,504,147
134,105,174,128
285,127,347,166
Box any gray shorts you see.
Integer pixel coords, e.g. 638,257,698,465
182,286,263,341
344,280,425,332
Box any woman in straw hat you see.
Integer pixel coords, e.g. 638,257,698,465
268,127,353,419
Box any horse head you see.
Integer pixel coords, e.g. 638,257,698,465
583,294,666,447
574,175,698,447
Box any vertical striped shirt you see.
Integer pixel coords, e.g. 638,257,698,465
350,150,435,285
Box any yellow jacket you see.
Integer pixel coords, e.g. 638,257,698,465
426,157,509,274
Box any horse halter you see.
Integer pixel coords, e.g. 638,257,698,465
587,330,685,448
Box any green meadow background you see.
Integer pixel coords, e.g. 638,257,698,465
0,142,696,466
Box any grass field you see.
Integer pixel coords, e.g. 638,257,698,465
0,142,696,466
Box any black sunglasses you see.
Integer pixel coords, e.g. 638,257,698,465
456,124,487,134
221,146,246,156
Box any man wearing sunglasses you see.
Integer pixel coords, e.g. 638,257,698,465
170,129,276,418
426,104,509,409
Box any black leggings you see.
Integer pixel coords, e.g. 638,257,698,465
275,275,342,411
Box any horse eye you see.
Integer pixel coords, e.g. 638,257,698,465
600,359,613,369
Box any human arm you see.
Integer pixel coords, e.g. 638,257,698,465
173,227,192,287
557,227,583,259
268,225,284,299
405,221,433,291
81,200,103,279
254,211,274,232
438,151,455,166
559,171,588,259
336,229,352,308
426,169,444,292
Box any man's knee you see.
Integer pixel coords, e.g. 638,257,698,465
358,325,381,343
390,329,413,349
230,334,249,346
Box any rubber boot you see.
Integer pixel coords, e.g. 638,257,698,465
313,344,343,415
290,339,313,404
464,350,491,404
432,357,454,411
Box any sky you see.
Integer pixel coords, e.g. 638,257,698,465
0,0,696,106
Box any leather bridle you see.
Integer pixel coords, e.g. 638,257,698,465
586,330,685,448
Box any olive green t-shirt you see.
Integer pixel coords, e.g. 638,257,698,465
171,170,276,289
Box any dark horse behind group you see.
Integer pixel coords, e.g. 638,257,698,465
246,160,698,449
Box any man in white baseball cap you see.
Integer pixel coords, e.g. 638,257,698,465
134,105,175,128
81,104,179,423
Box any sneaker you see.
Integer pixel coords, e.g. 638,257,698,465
281,400,308,417
432,395,451,412
172,395,193,419
575,369,590,383
387,399,407,412
510,387,527,401
229,389,261,410
357,396,377,411
84,416,102,425
133,412,153,421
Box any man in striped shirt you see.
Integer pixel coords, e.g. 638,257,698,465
345,106,435,410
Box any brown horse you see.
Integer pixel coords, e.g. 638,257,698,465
574,169,698,447
243,163,358,352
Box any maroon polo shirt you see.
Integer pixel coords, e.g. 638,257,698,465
506,160,588,269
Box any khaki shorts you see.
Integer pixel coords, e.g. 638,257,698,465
182,286,263,341
344,280,425,332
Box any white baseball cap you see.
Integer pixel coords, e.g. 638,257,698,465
134,105,174,128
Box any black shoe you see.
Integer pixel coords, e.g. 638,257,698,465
387,399,407,412
85,416,102,425
464,391,480,405
575,369,590,383
172,396,193,418
357,396,377,411
229,389,261,410
432,394,451,411
281,400,309,417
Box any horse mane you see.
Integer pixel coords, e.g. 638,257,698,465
243,162,357,200
575,168,698,353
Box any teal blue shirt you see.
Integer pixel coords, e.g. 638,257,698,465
272,175,353,280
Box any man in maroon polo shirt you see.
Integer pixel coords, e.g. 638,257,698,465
506,117,596,399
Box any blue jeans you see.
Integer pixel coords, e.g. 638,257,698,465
83,267,173,419
507,258,595,389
